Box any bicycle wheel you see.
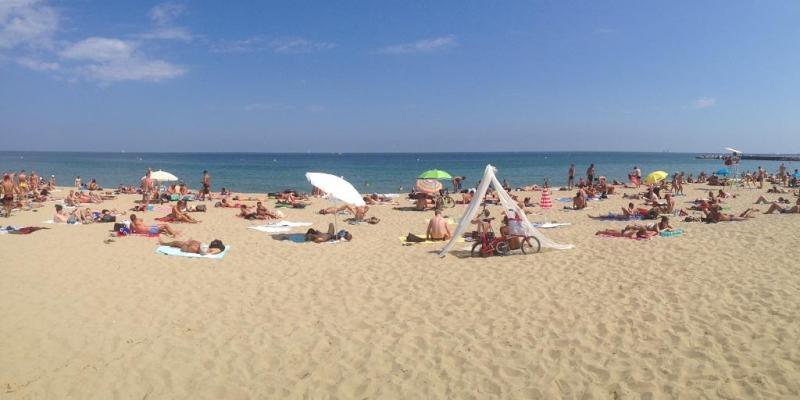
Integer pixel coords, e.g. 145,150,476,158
495,241,511,256
471,242,486,257
521,236,541,254
442,196,456,208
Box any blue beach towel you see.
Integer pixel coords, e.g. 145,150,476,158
660,228,685,238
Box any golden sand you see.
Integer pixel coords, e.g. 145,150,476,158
1,184,799,398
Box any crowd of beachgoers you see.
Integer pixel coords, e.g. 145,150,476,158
2,162,799,255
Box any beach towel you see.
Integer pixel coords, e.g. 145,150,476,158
155,245,231,259
560,206,591,212
275,233,342,244
400,234,464,245
1,226,48,235
263,221,312,227
248,226,291,233
43,220,81,225
532,222,571,229
116,231,160,238
590,213,642,221
660,228,685,238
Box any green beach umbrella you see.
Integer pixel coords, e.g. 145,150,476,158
418,169,452,180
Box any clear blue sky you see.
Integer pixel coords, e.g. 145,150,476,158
1,0,799,152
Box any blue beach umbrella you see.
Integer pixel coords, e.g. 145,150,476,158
716,168,730,176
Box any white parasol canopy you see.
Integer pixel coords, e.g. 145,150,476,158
305,172,365,206
142,170,179,182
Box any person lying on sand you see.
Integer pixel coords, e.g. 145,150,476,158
763,198,800,214
305,223,352,243
168,200,200,223
704,206,757,222
405,210,452,243
596,225,651,239
158,238,225,255
54,204,88,224
130,214,178,237
755,195,791,205
215,198,239,208
767,185,787,194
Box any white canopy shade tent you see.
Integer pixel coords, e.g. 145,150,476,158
439,165,574,257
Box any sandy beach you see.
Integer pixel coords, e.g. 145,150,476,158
1,183,799,399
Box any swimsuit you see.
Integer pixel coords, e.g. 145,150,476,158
200,243,209,254
149,226,160,234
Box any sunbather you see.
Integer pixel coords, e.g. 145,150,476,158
405,210,452,242
595,225,651,239
158,238,225,255
168,200,200,223
304,223,352,243
130,214,178,237
763,198,800,214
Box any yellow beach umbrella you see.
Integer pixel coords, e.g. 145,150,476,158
644,171,668,184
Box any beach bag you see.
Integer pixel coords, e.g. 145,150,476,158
113,222,126,232
195,204,206,212
101,214,116,223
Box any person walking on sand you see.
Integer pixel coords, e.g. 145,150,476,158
586,164,595,186
567,164,575,189
200,170,211,201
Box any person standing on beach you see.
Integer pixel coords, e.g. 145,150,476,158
778,163,787,186
141,169,153,207
567,164,575,189
2,174,19,217
452,176,464,192
17,170,28,197
586,164,595,186
200,170,211,201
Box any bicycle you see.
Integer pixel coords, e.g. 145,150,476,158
471,231,510,257
434,189,456,210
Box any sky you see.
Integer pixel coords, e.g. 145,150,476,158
1,0,799,153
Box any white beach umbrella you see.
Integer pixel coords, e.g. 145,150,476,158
305,172,365,206
143,170,179,182
306,172,364,233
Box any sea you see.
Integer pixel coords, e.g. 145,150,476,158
1,151,797,194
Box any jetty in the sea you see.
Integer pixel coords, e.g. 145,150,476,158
696,153,800,161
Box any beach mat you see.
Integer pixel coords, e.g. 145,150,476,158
532,222,571,229
155,245,231,259
42,220,81,225
660,228,685,238
249,226,291,233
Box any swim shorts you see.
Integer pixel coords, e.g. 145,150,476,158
149,226,160,234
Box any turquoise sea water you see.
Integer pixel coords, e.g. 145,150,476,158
1,152,797,193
